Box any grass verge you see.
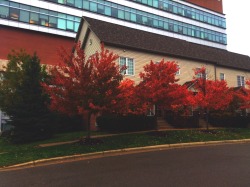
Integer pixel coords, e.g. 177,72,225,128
1,128,250,167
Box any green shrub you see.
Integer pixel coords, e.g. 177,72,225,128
165,111,199,128
7,119,54,144
52,113,84,133
209,114,250,128
167,116,199,128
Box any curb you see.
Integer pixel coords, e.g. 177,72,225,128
1,138,250,171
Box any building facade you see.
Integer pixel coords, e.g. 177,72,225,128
77,17,250,88
0,0,249,86
0,0,250,130
0,0,227,66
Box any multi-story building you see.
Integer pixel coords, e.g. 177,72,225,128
0,0,227,66
0,0,250,130
0,0,249,86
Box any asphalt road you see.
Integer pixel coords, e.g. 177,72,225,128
1,143,250,187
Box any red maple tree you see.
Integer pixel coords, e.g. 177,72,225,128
233,80,250,110
138,59,192,116
115,78,148,115
191,67,233,129
42,42,124,138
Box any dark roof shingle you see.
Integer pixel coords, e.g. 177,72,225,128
83,17,250,71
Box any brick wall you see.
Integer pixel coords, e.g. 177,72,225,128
185,0,223,13
0,26,74,65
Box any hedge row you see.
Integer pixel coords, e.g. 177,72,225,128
208,115,250,128
165,115,199,128
52,114,84,133
165,111,250,129
96,115,157,132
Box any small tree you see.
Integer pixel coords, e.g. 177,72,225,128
191,67,233,129
138,59,191,117
115,78,148,115
229,80,250,115
0,50,51,143
42,42,124,139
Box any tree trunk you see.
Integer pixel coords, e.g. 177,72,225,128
155,104,158,118
205,108,209,130
86,111,92,139
155,104,159,127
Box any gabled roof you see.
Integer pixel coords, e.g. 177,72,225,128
81,17,250,71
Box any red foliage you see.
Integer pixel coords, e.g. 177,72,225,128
115,79,148,115
138,59,192,112
233,80,250,109
191,67,233,111
42,42,124,137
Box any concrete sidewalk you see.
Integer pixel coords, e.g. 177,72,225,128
38,129,161,147
38,127,220,148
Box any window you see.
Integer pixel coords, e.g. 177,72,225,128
74,22,79,32
220,73,225,81
196,68,206,79
118,9,125,19
20,10,29,23
148,0,153,6
66,15,74,31
176,65,180,75
127,0,226,28
130,13,136,22
40,14,49,26
30,12,39,24
124,11,130,20
66,0,74,6
0,5,9,18
49,16,57,28
75,0,82,8
97,4,105,14
237,76,245,87
90,2,97,12
104,6,111,16
119,57,134,75
9,7,19,20
111,7,118,18
58,16,66,29
153,0,158,8
83,1,89,9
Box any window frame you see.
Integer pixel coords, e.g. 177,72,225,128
195,67,207,79
119,57,135,76
219,73,225,81
176,65,180,75
237,75,245,87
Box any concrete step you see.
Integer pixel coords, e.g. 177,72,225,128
199,119,213,128
157,118,174,130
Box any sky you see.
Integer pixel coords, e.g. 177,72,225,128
223,0,250,56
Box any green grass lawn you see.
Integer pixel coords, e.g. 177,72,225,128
1,128,250,167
